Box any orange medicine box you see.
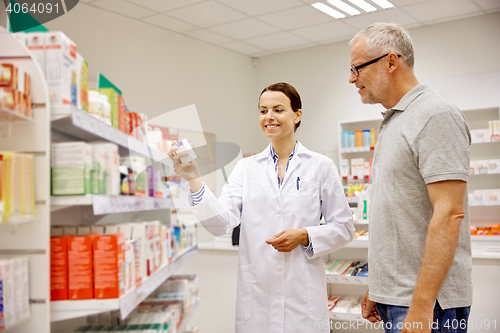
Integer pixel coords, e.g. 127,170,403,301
93,233,125,299
50,237,68,301
67,235,94,300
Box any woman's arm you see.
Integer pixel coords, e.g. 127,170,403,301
303,159,355,259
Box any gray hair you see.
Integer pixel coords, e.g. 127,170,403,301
350,23,415,68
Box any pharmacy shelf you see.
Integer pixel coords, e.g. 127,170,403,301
469,202,500,207
471,140,500,145
174,298,201,333
0,215,38,226
0,107,33,122
340,147,374,153
198,242,239,251
344,239,369,248
50,105,172,168
51,195,172,215
329,311,364,321
326,274,368,285
471,235,500,241
50,245,199,322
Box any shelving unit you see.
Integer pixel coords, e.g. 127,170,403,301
51,105,172,169
51,245,198,321
326,274,368,285
332,108,500,332
175,298,201,333
0,107,34,122
0,30,199,333
51,195,172,214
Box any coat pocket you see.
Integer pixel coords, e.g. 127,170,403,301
292,180,320,221
236,264,253,322
306,260,327,322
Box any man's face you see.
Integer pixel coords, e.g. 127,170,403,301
349,38,389,105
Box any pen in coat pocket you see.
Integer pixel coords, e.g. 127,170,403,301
297,177,300,190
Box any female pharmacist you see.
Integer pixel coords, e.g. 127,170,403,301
168,82,354,333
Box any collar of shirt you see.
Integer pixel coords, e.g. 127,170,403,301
382,84,429,118
270,142,298,187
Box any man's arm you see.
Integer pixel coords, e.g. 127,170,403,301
403,180,466,333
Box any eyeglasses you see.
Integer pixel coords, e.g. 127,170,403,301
350,53,401,76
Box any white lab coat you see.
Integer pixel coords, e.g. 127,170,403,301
191,143,354,333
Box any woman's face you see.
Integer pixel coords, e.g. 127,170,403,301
259,91,301,141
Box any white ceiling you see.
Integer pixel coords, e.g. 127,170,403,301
81,0,500,57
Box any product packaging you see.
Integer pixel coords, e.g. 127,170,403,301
67,235,94,300
93,233,125,299
51,142,93,195
26,33,46,74
174,139,197,164
98,88,120,129
77,53,89,111
45,32,77,106
90,142,119,195
50,237,68,301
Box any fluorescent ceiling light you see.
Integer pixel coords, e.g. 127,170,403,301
311,2,346,19
371,0,395,9
327,0,361,16
347,0,377,12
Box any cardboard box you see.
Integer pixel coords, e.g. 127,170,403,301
50,237,68,300
93,233,125,299
51,142,93,195
90,142,119,196
0,63,16,89
77,53,89,111
0,87,15,110
26,33,45,75
67,235,94,299
45,32,77,106
98,88,120,129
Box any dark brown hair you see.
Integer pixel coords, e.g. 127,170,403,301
260,82,302,132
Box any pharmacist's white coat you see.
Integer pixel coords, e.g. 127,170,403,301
191,143,354,333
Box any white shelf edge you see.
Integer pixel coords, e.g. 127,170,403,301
198,242,239,251
50,195,172,214
326,274,369,285
340,147,374,154
471,140,500,145
471,235,500,242
344,239,369,248
0,107,34,122
174,298,200,333
50,245,199,322
329,312,365,321
1,215,38,226
50,105,172,167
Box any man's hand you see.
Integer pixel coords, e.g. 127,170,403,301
361,291,382,323
402,306,433,333
266,228,309,252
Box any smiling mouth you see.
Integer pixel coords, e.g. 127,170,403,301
265,124,280,129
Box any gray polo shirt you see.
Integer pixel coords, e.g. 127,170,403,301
369,84,472,309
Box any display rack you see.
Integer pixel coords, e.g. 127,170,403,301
329,312,364,321
51,195,172,214
175,298,201,333
0,30,199,332
51,245,198,321
0,28,51,333
0,107,34,122
51,105,172,168
326,274,368,285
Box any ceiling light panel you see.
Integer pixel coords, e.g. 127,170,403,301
311,2,346,19
347,0,377,12
327,0,361,15
371,0,395,9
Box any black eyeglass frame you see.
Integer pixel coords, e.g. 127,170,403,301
350,53,401,76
